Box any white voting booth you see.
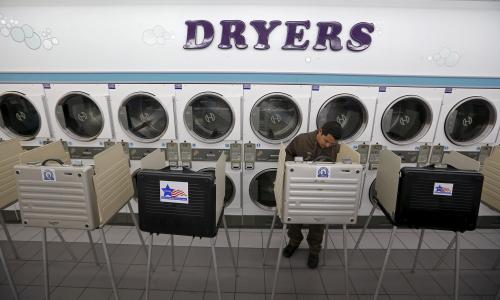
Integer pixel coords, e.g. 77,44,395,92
269,143,363,299
137,150,235,300
14,141,145,300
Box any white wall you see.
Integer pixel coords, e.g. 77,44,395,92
0,1,499,77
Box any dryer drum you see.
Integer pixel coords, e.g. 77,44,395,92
249,168,277,210
0,92,41,140
316,94,368,142
250,93,302,143
198,168,235,207
381,96,432,145
119,93,168,142
445,97,496,146
184,93,234,143
56,93,104,141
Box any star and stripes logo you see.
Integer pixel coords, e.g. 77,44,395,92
160,180,189,204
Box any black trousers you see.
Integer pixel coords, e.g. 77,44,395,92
287,224,325,255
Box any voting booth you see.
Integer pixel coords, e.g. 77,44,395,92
373,150,484,300
136,151,235,300
14,141,143,300
268,143,362,299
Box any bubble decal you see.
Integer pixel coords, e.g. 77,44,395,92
0,12,59,51
142,25,175,46
428,47,460,67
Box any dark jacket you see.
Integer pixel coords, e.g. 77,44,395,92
285,131,340,162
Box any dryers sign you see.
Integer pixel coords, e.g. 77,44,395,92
184,20,374,52
160,180,189,204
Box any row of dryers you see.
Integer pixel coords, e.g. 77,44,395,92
1,84,500,217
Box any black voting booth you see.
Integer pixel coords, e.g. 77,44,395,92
135,150,235,300
386,165,482,232
373,150,483,300
137,167,220,237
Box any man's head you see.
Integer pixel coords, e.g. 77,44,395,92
316,121,342,148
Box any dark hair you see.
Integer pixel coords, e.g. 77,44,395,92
320,121,342,139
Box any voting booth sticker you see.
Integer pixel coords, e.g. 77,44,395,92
41,169,56,182
316,166,330,178
433,182,453,196
160,180,189,204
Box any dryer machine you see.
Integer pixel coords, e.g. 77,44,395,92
433,88,500,163
243,85,309,150
109,84,177,161
0,84,52,148
371,87,443,167
309,85,378,165
44,84,113,159
175,84,241,167
242,163,277,216
191,159,242,216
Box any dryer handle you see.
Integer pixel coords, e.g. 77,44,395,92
41,158,65,166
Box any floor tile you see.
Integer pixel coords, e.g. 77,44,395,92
235,267,265,293
291,268,325,294
176,266,210,292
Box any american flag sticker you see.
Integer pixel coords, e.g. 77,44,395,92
160,180,189,204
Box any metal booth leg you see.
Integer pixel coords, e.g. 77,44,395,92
263,210,278,266
454,232,461,300
42,228,50,300
433,235,457,270
270,224,287,300
342,224,349,297
209,237,222,300
374,226,397,300
127,201,147,255
87,231,100,266
322,224,329,266
223,215,237,274
354,202,377,250
0,212,20,260
1,240,19,300
53,228,78,261
100,228,119,300
411,229,425,273
170,234,176,271
145,233,154,300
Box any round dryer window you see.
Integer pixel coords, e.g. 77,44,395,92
119,93,168,143
249,168,277,210
55,92,104,141
199,168,235,207
445,97,496,145
250,93,302,143
316,94,368,141
0,92,41,140
184,93,235,143
381,96,432,145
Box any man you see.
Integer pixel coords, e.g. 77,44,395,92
282,121,342,268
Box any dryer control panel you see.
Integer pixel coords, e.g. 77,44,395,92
244,143,256,170
429,145,445,164
368,144,383,170
230,142,242,170
166,142,179,167
180,142,192,168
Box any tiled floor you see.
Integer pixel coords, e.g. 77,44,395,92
1,224,500,300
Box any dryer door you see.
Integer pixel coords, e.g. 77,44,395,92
250,93,302,144
198,168,235,207
55,92,104,141
445,97,496,146
184,92,235,143
118,93,168,143
249,168,277,210
0,92,41,140
381,96,432,145
316,94,368,142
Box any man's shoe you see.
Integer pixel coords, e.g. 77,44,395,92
282,244,299,258
307,253,319,269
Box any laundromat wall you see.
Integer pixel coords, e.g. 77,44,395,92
1,0,500,227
